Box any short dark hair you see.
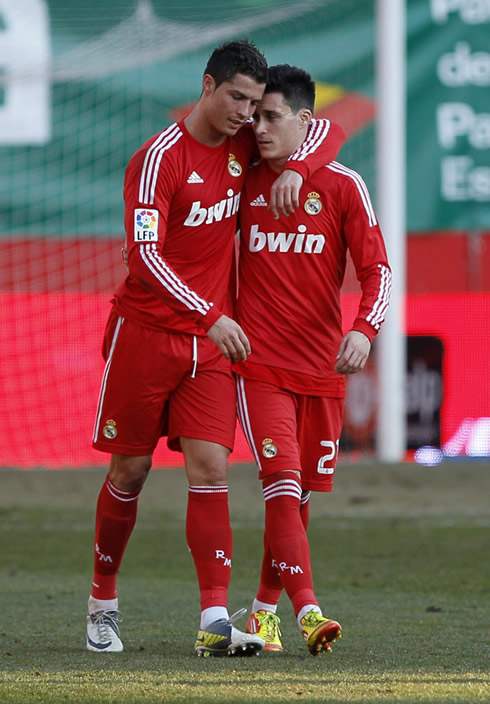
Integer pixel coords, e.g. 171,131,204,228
265,64,315,113
204,40,268,88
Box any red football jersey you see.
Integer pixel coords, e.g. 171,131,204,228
234,159,392,395
112,119,346,336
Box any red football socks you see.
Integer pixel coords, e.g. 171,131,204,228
260,473,317,615
186,485,232,610
91,474,141,600
256,488,311,605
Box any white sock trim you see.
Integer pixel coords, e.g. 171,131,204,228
200,606,229,629
252,599,278,614
88,596,118,614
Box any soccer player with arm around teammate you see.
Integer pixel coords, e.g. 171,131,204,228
87,43,346,657
233,64,392,655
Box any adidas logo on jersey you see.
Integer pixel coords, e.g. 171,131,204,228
187,171,204,184
250,194,267,206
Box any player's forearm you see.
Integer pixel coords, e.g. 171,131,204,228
129,245,223,331
354,263,392,338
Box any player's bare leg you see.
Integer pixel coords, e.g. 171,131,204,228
181,437,264,656
108,453,152,492
87,454,151,652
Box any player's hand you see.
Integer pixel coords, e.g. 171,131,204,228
334,330,371,374
207,315,251,362
268,169,304,219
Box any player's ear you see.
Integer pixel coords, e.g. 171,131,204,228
298,108,312,127
202,74,217,96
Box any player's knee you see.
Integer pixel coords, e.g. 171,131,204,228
182,439,229,485
185,453,228,485
109,454,152,491
190,458,228,485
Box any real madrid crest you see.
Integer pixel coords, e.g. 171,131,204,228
304,191,322,215
262,437,278,458
228,153,242,177
103,419,118,440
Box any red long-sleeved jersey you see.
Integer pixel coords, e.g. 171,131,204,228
234,159,392,396
112,119,346,335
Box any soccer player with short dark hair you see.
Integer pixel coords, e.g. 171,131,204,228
87,44,346,657
234,64,392,655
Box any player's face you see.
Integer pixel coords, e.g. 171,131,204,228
203,73,265,137
253,92,310,168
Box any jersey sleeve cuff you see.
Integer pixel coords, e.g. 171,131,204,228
352,318,378,342
283,160,310,181
199,305,223,332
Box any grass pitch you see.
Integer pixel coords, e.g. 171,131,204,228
0,462,489,703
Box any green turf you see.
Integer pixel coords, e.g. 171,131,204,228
0,465,489,703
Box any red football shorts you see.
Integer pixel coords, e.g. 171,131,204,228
92,310,236,456
236,375,344,492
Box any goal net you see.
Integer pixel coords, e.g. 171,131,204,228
0,0,376,468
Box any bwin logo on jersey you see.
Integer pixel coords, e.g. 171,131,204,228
184,188,241,227
248,224,325,254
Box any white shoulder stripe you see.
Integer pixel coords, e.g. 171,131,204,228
366,264,392,330
138,123,179,203
288,118,330,162
138,123,183,204
326,161,377,227
147,130,183,204
140,243,212,316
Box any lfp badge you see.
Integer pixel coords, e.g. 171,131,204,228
134,208,159,241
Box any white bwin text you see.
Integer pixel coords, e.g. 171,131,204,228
184,188,241,226
248,224,325,254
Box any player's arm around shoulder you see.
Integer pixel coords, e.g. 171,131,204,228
268,120,347,219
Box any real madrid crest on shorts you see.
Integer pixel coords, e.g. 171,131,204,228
103,419,118,439
228,153,242,177
262,437,277,458
304,191,322,215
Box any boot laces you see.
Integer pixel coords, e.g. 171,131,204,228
91,610,122,643
302,611,323,628
259,612,281,639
